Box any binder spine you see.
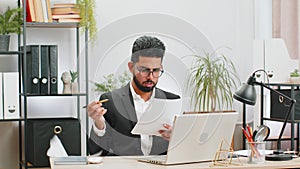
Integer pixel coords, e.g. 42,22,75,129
0,73,3,119
49,45,58,94
22,45,40,94
3,72,19,119
40,45,49,94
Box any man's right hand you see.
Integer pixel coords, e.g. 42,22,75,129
87,101,107,130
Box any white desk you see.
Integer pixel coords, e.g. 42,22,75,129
50,156,300,169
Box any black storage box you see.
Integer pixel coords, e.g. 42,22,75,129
271,89,300,120
27,118,81,167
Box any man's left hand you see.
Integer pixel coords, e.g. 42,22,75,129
159,124,172,141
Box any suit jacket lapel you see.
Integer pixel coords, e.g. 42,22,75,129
117,84,137,127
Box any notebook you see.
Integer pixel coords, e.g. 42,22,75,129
138,111,238,165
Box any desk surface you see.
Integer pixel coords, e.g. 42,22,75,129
50,156,300,169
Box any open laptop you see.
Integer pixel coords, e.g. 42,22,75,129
138,111,238,165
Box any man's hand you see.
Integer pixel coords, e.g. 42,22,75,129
87,101,107,130
159,124,172,141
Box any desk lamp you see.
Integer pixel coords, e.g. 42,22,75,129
233,69,296,161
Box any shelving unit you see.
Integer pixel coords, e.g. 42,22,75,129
260,83,300,152
0,1,90,169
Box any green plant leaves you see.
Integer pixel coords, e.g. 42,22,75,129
76,0,97,44
92,71,131,93
187,48,240,112
0,7,23,35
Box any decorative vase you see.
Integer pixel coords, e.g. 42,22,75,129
71,82,78,93
0,35,10,51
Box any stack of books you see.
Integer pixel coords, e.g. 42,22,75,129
51,3,81,23
25,0,53,22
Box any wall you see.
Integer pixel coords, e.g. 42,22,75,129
0,0,254,168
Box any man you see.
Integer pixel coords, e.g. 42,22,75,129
87,35,180,156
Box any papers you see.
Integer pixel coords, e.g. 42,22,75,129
54,156,88,165
47,135,68,157
131,98,182,135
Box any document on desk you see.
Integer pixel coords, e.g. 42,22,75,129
131,98,182,136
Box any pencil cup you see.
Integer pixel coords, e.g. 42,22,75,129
247,142,266,164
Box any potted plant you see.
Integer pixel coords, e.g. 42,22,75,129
289,69,300,84
69,70,79,93
76,0,97,45
186,48,240,112
0,7,23,51
92,71,131,94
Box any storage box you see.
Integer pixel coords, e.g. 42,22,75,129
27,118,81,167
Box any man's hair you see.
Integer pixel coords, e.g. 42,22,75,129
131,35,166,63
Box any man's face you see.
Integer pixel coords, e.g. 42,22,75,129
129,56,163,93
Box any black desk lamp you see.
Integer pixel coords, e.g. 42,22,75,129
233,69,296,161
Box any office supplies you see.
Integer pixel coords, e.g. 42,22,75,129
21,45,40,94
252,125,270,142
49,45,58,94
82,99,109,108
242,127,261,157
0,73,2,119
27,118,81,167
131,98,182,135
138,112,238,165
234,69,295,161
40,45,50,94
54,156,87,165
3,72,19,119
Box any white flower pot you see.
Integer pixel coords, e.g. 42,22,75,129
289,77,300,84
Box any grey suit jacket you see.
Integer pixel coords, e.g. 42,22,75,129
89,83,180,156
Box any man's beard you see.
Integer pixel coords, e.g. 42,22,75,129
133,76,156,92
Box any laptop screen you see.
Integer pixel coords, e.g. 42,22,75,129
165,112,238,164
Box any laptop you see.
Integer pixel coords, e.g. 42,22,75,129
138,111,238,165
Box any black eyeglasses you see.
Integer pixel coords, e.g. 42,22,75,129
135,65,164,78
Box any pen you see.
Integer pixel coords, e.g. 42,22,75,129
82,99,109,108
242,127,261,157
246,124,253,138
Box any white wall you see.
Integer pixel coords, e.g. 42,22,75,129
0,0,255,168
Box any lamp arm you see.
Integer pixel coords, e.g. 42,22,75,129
255,81,296,151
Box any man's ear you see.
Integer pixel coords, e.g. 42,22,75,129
128,62,134,73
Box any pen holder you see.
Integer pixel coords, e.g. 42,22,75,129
247,141,266,164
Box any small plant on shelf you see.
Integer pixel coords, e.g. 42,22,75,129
290,69,300,77
69,70,79,93
289,69,300,84
0,6,23,51
0,7,23,35
69,70,79,82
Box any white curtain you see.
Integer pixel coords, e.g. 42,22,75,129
272,0,300,60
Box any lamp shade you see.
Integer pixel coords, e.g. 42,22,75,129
233,83,257,105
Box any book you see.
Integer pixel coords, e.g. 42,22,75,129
45,0,53,22
24,0,36,22
54,156,87,165
33,0,44,22
52,3,76,8
54,18,81,23
51,7,79,15
40,0,48,22
52,14,80,19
